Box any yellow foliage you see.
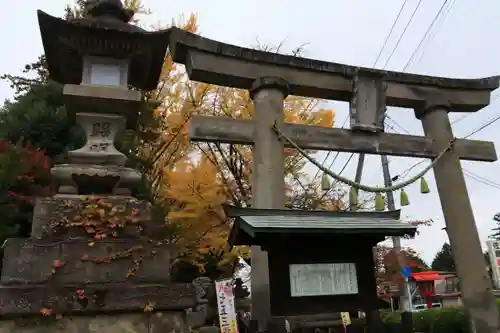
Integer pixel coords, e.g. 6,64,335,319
314,109,335,127
232,246,251,259
137,14,339,262
67,0,150,21
162,156,228,250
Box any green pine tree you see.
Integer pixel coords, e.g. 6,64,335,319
431,243,455,272
490,213,500,239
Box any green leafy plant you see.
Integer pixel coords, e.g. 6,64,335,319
0,141,52,271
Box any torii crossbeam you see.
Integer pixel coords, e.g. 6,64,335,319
167,27,500,333
189,115,496,161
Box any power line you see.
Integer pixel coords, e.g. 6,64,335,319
377,123,500,193
311,116,349,183
314,1,410,188
373,0,409,67
388,0,456,137
402,0,451,71
322,0,429,197
451,113,472,126
379,2,455,159
357,1,431,186
352,2,500,204
386,115,411,134
448,91,500,128
463,114,500,139
388,112,500,187
406,0,458,70
463,169,500,190
375,0,500,184
396,0,499,155
381,0,423,69
318,153,355,201
360,0,425,185
325,1,415,190
318,1,500,199
404,0,498,130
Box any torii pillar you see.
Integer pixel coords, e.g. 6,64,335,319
418,102,498,332
248,77,289,329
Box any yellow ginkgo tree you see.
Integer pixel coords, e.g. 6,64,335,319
132,14,340,280
29,1,339,279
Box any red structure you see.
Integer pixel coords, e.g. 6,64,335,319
411,271,442,309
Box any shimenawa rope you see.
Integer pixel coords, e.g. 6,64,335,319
271,124,454,194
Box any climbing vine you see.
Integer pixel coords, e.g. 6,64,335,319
48,196,149,239
38,196,171,316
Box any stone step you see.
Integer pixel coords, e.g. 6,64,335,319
1,238,171,285
31,195,167,240
0,282,197,317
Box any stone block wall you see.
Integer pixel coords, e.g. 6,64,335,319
0,311,187,333
0,196,200,332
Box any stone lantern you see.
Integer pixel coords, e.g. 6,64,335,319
37,0,170,195
0,3,198,330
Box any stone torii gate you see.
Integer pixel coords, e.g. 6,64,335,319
167,28,500,332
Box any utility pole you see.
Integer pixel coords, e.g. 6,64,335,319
380,154,412,311
354,148,411,311
354,152,411,312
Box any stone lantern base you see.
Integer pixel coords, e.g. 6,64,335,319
0,312,186,333
0,196,202,333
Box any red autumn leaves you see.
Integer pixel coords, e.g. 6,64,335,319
0,140,52,203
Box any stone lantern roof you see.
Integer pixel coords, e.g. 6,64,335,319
37,0,171,90
77,0,136,27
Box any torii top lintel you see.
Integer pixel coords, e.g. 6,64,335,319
167,27,499,112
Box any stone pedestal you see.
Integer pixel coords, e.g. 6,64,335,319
0,196,198,332
0,312,187,333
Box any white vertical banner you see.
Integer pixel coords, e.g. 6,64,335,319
486,240,500,289
215,278,239,333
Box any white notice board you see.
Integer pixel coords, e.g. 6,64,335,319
289,263,358,297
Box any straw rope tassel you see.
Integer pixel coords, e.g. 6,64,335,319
375,193,385,211
420,177,430,194
321,172,331,191
400,189,410,206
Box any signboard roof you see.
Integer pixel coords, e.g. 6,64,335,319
225,206,417,248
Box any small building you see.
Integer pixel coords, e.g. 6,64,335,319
378,270,462,310
434,271,462,308
225,206,416,318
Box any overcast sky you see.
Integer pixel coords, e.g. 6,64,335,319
1,0,500,264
